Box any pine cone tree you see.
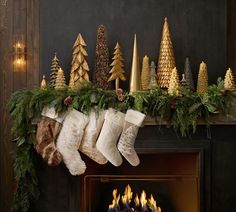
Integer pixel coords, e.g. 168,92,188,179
141,55,150,90
55,68,66,89
184,57,194,91
197,62,208,95
50,53,60,87
224,68,236,91
108,42,126,90
69,33,89,89
149,61,158,89
93,25,111,90
168,67,180,96
156,17,176,88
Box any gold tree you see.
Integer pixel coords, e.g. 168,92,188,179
168,67,180,96
40,75,47,89
224,68,236,90
50,53,60,87
55,68,66,89
141,55,150,90
69,33,89,89
197,62,208,94
156,17,176,88
108,42,126,90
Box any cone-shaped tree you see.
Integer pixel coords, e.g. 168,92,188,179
129,34,141,94
93,25,111,90
168,67,180,96
224,68,236,90
156,17,176,88
184,57,194,91
149,61,158,89
55,68,66,89
108,42,126,90
197,62,208,94
141,55,150,90
69,33,89,89
40,75,47,89
50,53,60,87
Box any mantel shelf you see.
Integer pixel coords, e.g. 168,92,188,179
144,105,236,126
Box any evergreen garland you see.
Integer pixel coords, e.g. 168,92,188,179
8,80,235,211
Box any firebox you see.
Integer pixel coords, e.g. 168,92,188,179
81,151,202,212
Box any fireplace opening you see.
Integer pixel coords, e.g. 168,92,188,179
82,151,201,212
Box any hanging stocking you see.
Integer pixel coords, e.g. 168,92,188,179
35,106,67,166
96,108,125,167
79,110,108,164
56,109,89,176
117,109,146,166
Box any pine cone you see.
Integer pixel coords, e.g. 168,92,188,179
116,88,125,102
64,96,73,106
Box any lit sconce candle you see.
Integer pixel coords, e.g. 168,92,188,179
13,35,26,71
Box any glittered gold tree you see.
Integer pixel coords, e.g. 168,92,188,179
69,33,89,89
149,61,158,89
108,42,126,90
50,53,60,87
156,17,176,88
197,62,208,95
93,25,111,90
40,75,47,89
55,68,66,89
168,67,180,96
224,68,236,91
141,55,150,91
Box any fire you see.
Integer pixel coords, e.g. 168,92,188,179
122,184,133,204
140,190,147,208
108,189,120,209
108,185,161,212
148,194,162,212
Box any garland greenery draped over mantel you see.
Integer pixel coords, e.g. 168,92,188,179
8,79,235,212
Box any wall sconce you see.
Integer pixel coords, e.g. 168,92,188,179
13,35,26,70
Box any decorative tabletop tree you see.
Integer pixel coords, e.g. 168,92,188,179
197,62,208,95
50,53,60,87
55,68,66,89
93,25,111,90
156,17,176,88
141,55,150,91
224,68,236,91
69,33,89,89
168,67,180,96
108,42,126,90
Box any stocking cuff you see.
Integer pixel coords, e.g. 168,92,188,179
105,108,125,127
41,106,67,123
67,109,89,126
125,109,146,127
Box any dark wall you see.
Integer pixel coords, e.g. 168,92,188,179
40,0,227,88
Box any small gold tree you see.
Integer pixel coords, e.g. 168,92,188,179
55,68,66,89
168,67,180,96
224,68,236,90
197,62,208,94
69,33,89,89
108,42,126,90
40,75,47,89
50,53,60,87
141,55,150,90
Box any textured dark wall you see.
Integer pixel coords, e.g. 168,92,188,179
40,0,227,88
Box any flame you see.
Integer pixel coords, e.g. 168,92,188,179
122,184,133,204
108,189,120,209
140,190,147,207
134,194,140,206
147,194,162,212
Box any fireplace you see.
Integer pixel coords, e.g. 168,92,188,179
81,151,202,212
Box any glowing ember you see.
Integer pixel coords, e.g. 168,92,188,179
108,185,161,212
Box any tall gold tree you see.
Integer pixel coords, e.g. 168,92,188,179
168,67,180,96
224,68,236,90
50,53,60,87
108,42,126,90
55,68,66,89
69,33,89,89
141,55,150,90
197,62,208,94
156,17,176,88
